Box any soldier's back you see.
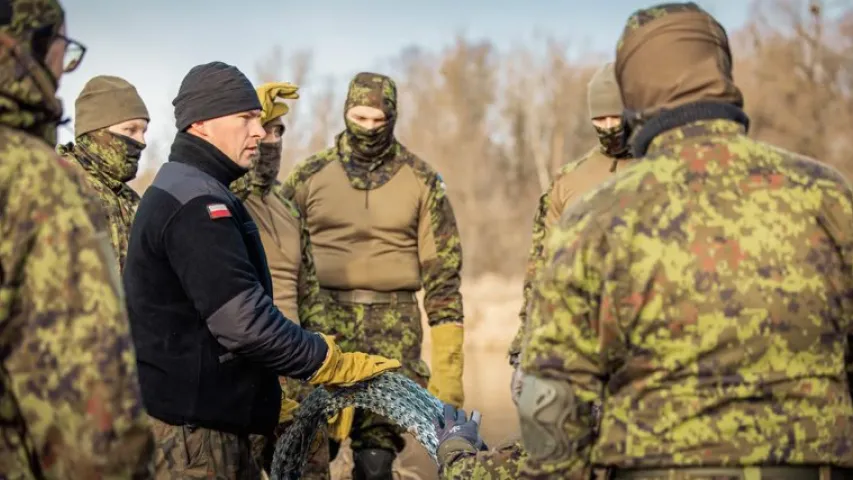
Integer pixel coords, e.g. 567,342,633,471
561,118,853,468
0,124,152,477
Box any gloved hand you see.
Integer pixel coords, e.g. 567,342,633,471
427,323,465,407
279,396,300,423
434,404,487,460
255,82,300,124
327,406,355,442
308,334,401,387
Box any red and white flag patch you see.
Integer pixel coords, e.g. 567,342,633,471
207,203,232,220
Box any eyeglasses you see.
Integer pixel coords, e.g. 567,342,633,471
56,34,85,73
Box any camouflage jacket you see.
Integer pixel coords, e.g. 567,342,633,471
520,117,853,478
440,440,525,480
0,124,153,477
57,140,140,272
279,137,463,327
509,147,631,362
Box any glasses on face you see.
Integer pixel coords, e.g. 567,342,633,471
56,34,86,73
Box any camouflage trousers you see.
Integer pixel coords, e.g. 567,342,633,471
150,416,268,480
304,292,430,456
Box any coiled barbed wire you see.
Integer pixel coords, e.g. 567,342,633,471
271,373,443,480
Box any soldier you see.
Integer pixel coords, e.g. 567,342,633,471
507,61,633,402
124,61,401,479
281,72,465,479
440,2,853,479
0,0,155,477
229,81,336,478
433,61,635,480
57,75,150,271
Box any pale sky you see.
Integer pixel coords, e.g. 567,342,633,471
56,0,754,165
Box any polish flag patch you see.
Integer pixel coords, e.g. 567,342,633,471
207,203,232,220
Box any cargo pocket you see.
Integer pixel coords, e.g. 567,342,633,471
179,425,210,470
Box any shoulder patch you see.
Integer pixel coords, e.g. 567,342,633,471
206,203,232,220
436,173,446,190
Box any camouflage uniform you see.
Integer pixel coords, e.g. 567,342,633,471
57,130,142,271
280,72,464,473
231,139,336,479
0,0,154,477
441,63,632,480
508,62,632,363
518,3,853,479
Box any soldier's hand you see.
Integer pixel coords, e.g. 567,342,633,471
434,404,487,453
308,334,401,387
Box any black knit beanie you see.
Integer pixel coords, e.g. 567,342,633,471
172,61,261,131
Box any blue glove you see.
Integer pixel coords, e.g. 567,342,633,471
435,403,487,451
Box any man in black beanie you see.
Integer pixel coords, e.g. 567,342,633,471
123,61,401,478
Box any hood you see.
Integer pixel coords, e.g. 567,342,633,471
614,2,742,122
0,0,65,144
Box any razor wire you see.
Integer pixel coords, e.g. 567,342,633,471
271,373,444,480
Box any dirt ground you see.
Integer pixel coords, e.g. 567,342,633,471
329,274,523,480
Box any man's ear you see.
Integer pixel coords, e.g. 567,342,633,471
188,121,207,138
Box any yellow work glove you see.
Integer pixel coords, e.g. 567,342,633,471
427,323,465,407
308,334,401,387
279,395,300,423
327,406,356,442
255,82,300,125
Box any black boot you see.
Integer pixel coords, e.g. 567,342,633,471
352,448,395,480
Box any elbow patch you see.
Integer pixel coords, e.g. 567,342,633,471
517,374,576,462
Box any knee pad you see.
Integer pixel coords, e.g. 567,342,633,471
517,374,577,462
352,448,395,480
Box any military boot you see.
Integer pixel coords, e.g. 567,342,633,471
352,448,395,480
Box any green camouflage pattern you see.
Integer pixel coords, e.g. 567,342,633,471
230,141,281,199
440,440,525,480
57,129,141,271
344,72,397,117
336,133,407,190
279,146,463,327
301,300,431,453
0,0,63,37
0,0,65,145
509,150,604,361
338,72,400,185
520,118,853,477
618,2,704,50
0,123,153,476
150,417,266,479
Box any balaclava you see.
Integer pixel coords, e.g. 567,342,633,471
587,62,629,158
230,81,299,200
342,72,397,162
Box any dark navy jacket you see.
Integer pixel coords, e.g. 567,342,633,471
123,132,327,435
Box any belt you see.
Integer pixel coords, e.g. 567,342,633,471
322,288,417,305
611,466,853,480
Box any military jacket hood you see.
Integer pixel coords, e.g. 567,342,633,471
0,0,66,144
615,3,742,127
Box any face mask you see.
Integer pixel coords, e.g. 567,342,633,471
344,118,394,161
252,141,282,192
594,124,629,157
79,130,146,183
